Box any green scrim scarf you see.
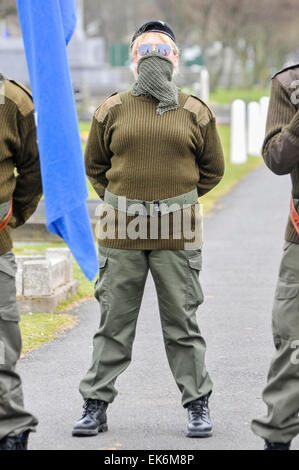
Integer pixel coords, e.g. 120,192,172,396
131,50,179,115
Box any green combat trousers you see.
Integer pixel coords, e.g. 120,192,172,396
79,247,213,407
252,241,299,443
0,251,38,441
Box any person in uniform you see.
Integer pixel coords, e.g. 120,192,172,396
73,20,225,438
251,63,299,450
0,74,42,450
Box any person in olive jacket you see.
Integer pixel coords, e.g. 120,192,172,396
252,63,299,451
73,21,225,439
0,74,42,450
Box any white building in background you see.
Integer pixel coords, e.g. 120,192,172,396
0,0,129,96
0,0,211,99
0,36,29,83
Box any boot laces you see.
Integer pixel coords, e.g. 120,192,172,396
189,397,209,421
82,398,106,418
0,434,26,450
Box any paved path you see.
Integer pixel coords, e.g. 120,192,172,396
19,165,299,450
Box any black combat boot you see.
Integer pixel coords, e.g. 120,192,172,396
0,430,30,450
186,394,212,438
264,440,291,450
72,398,108,437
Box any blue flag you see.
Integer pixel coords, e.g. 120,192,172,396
16,0,98,281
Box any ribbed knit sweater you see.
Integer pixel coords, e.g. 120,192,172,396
0,78,42,255
262,64,299,243
85,88,225,249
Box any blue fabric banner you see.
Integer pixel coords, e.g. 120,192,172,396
16,0,98,281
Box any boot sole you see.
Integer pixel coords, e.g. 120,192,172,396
72,423,108,437
186,430,213,438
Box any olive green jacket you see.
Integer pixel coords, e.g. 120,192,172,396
0,75,42,254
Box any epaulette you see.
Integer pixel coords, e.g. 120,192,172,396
3,78,34,116
94,91,122,123
272,63,299,80
183,93,215,126
7,78,33,100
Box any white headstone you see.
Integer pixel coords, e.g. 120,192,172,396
75,0,85,39
231,99,247,164
260,96,270,146
247,101,261,156
46,248,73,282
23,260,52,296
200,69,210,102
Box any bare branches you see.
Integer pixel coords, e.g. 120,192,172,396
1,0,297,88
0,0,16,19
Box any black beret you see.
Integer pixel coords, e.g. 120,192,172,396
130,20,176,49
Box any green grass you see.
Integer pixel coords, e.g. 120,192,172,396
20,313,78,354
86,179,98,199
79,121,91,133
173,85,270,104
15,243,96,353
209,87,270,105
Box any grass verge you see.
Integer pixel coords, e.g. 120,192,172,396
20,313,78,355
175,86,270,104
14,243,95,354
210,87,270,105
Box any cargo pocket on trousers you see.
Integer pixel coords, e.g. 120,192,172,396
94,253,109,304
272,282,299,341
0,268,20,322
186,254,204,311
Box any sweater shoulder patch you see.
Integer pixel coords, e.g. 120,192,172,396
272,63,299,79
4,79,33,116
272,64,299,89
94,91,122,123
183,94,214,126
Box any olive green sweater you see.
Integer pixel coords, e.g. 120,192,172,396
85,87,225,249
0,77,42,255
262,64,299,243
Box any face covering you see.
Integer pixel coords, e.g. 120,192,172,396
131,50,179,115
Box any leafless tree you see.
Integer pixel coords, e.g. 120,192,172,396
0,0,17,19
1,0,298,89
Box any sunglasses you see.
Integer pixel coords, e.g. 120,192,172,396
137,43,172,57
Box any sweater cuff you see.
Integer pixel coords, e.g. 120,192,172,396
287,111,299,139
